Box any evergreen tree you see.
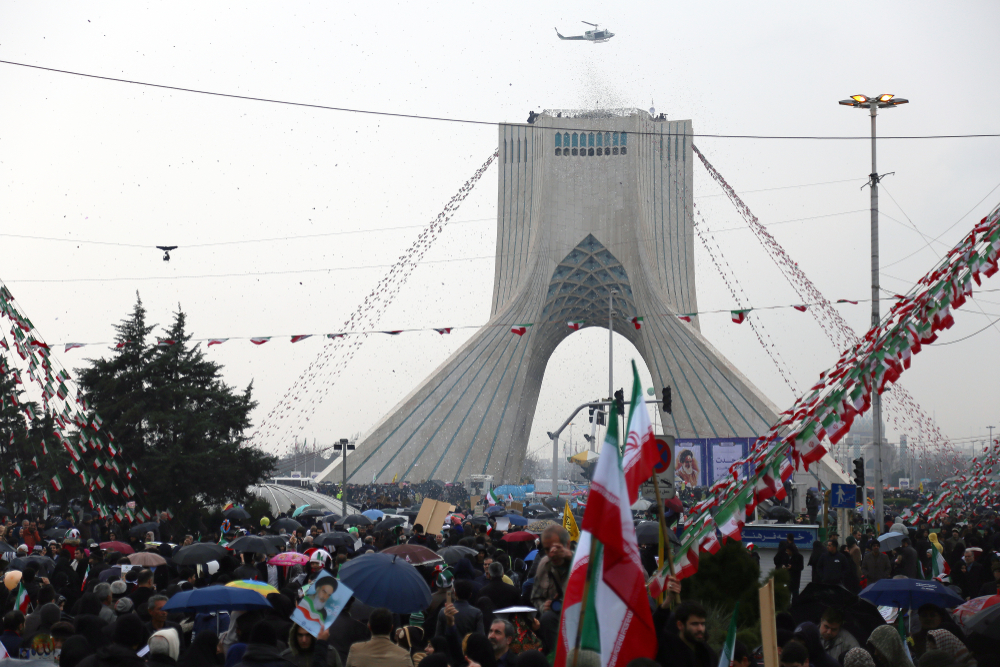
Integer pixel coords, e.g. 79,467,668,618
77,295,275,516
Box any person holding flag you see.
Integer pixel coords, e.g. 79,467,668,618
553,363,658,667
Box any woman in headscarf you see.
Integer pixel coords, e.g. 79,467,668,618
463,632,497,667
181,631,223,667
926,629,975,667
867,625,915,667
793,622,840,667
843,647,877,667
58,635,93,667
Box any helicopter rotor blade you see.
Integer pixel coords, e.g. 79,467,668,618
581,21,597,27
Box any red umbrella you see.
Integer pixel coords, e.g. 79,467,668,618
99,541,134,555
501,531,537,543
382,544,444,565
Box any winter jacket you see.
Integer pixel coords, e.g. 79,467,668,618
77,643,149,667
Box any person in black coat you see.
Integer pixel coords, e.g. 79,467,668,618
77,613,148,667
234,621,295,666
478,564,521,611
653,601,717,667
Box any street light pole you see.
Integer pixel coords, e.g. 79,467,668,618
839,93,907,535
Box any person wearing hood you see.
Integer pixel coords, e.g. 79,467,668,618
282,622,341,667
77,612,149,667
865,625,914,667
147,627,182,665
180,630,223,667
234,621,296,666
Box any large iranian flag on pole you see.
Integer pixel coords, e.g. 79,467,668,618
577,402,657,666
554,531,602,666
622,360,659,504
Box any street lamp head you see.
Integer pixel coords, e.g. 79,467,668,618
878,94,894,103
851,94,869,104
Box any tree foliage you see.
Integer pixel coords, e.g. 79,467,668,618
76,294,275,516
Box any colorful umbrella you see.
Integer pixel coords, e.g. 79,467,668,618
226,579,279,598
291,504,311,518
953,594,1000,629
268,552,310,567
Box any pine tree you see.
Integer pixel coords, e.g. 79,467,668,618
77,295,275,515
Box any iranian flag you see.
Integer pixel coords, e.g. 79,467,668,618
574,404,657,666
290,335,312,343
718,603,740,667
567,320,584,331
51,473,63,491
731,309,750,324
792,305,809,312
678,314,694,323
95,474,106,490
250,337,271,345
631,316,643,330
326,333,345,339
434,328,453,335
486,488,500,506
715,487,750,542
14,582,29,613
156,338,176,347
928,548,951,582
13,463,21,478
622,360,658,504
64,342,85,352
837,299,859,305
510,324,532,336
207,338,229,347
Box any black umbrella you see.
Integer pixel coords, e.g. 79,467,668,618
0,506,13,517
313,532,355,549
298,509,328,518
374,517,406,532
98,566,122,582
272,517,302,532
635,521,682,547
765,507,795,522
338,515,373,527
532,512,560,521
259,535,287,548
43,527,66,540
129,522,159,538
788,583,885,645
0,542,13,554
541,497,564,511
469,515,490,526
437,545,478,565
9,555,55,574
223,507,251,521
322,513,342,523
172,543,230,565
228,535,279,555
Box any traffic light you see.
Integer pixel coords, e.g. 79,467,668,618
614,389,625,415
588,406,595,423
853,458,865,486
662,386,672,414
596,409,606,426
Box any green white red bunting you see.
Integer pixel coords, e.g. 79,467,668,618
648,199,1000,592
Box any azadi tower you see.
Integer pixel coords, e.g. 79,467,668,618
320,110,781,485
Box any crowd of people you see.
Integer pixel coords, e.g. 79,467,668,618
316,483,472,511
1,495,998,666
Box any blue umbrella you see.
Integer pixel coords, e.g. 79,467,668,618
162,585,274,613
362,509,385,520
859,578,965,610
506,514,529,527
485,505,506,515
876,532,906,553
525,549,538,561
338,553,432,614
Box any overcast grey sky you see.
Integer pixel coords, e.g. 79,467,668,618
2,1,999,464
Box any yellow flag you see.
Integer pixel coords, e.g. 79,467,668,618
563,500,580,542
392,473,398,483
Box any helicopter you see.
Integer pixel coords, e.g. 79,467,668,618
555,21,614,43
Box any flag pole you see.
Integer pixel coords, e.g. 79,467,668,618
570,539,600,667
651,473,679,608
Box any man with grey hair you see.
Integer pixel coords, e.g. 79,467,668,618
488,619,516,667
93,583,116,623
146,595,187,651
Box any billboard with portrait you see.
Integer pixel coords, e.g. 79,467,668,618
674,439,706,488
